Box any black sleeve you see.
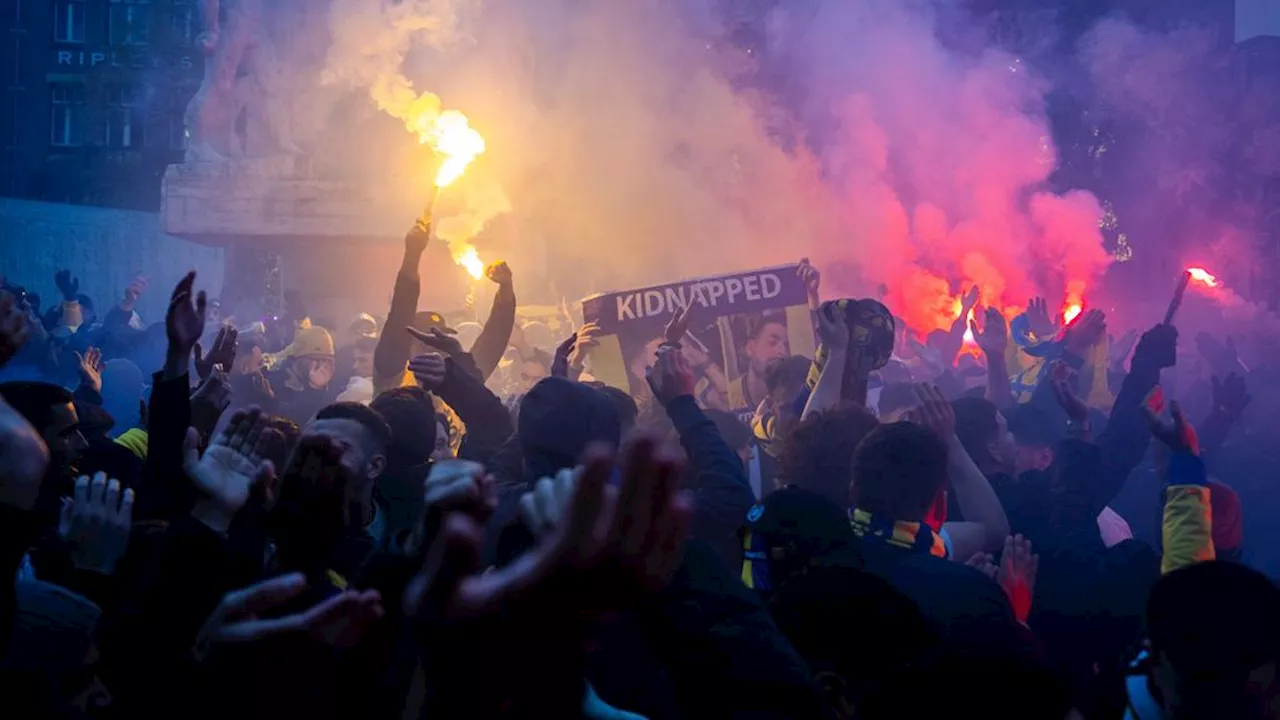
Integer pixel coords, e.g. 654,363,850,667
664,396,754,568
434,356,514,466
136,371,193,521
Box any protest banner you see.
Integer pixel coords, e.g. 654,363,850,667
581,264,816,413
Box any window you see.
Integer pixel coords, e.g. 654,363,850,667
109,1,153,47
50,84,86,147
104,85,145,148
54,1,87,44
171,5,195,45
106,108,139,148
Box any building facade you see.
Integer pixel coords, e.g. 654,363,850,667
1,0,203,211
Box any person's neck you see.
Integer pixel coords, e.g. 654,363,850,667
747,371,768,407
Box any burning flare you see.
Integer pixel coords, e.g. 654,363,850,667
423,110,486,188
455,246,484,281
1063,304,1083,324
1187,267,1218,287
406,108,488,278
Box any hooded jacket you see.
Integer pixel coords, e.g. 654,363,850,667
517,376,621,483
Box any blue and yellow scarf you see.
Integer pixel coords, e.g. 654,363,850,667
849,508,947,558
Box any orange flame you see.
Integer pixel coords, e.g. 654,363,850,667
1187,267,1218,287
423,110,486,188
1063,304,1083,324
454,246,484,280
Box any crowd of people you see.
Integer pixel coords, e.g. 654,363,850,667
0,216,1276,719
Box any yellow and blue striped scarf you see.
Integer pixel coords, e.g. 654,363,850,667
849,508,947,558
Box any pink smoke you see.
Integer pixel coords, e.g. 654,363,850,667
770,0,1111,334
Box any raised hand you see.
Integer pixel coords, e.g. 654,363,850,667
423,460,495,520
55,269,80,302
663,304,693,347
1210,373,1251,419
402,435,692,715
1144,395,1199,457
408,351,448,391
1049,360,1090,426
997,534,1038,624
185,406,275,532
1062,309,1106,357
1025,297,1057,339
569,322,600,369
645,345,695,405
123,273,148,309
904,384,956,439
405,218,431,256
798,258,821,308
194,573,383,660
404,434,693,621
269,434,354,568
971,307,1007,356
166,271,208,354
550,332,578,379
0,290,30,369
58,472,134,575
961,285,980,313
519,468,576,540
75,347,104,395
484,260,513,287
816,299,850,352
194,325,238,381
1133,323,1178,371
407,326,464,357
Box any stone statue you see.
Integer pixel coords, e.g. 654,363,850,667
183,0,302,164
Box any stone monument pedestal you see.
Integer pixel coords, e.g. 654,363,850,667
162,162,465,326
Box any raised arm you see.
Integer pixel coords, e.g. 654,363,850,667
972,307,1014,410
136,273,205,521
469,261,516,381
801,304,848,420
374,220,429,390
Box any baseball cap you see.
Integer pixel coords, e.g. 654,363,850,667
413,310,457,335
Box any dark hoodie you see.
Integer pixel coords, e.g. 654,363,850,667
517,376,622,483
486,377,621,566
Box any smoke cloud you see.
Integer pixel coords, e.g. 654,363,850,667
317,0,1115,331
768,0,1109,330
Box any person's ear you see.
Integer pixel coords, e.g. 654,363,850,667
368,453,386,479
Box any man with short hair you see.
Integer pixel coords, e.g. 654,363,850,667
1131,561,1280,719
727,315,790,410
0,382,86,472
369,387,437,539
307,402,390,543
850,422,1030,659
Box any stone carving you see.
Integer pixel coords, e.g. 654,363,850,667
183,0,302,165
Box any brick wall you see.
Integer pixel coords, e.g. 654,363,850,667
0,197,224,322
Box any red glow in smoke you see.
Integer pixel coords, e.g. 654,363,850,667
1187,267,1218,287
